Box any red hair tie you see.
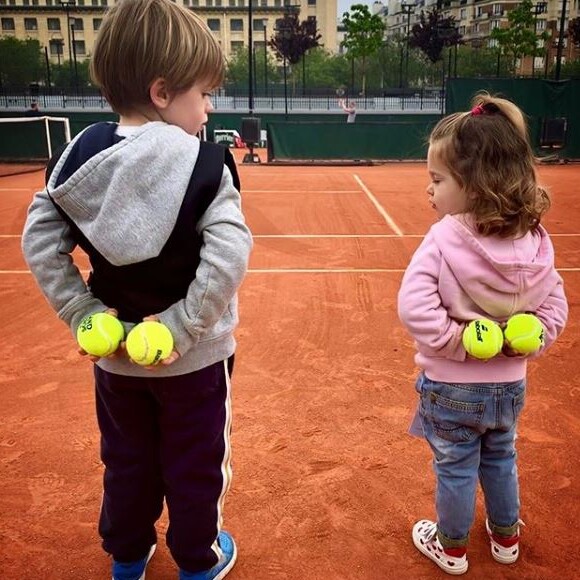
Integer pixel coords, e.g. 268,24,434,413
471,104,485,116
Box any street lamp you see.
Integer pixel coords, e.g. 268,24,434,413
59,0,76,89
247,0,254,112
532,2,548,78
555,0,568,80
70,22,79,92
263,23,268,97
400,2,415,89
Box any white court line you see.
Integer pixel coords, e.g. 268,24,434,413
244,189,361,193
353,175,404,236
5,267,580,274
3,233,580,239
253,234,423,238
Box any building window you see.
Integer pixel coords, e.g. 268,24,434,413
207,18,220,31
460,8,466,19
308,0,315,4
25,18,38,31
237,0,244,5
1,17,15,31
493,3,502,15
93,18,102,31
253,18,265,31
47,17,61,31
72,18,84,30
230,18,243,32
260,0,267,5
101,0,107,6
537,19,546,31
206,0,213,6
49,39,62,55
230,40,244,52
73,40,86,55
77,0,84,5
215,0,222,5
491,20,499,29
274,0,281,6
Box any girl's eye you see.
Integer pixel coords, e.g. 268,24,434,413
203,92,213,98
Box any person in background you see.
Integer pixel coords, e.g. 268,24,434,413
338,98,357,123
25,101,42,117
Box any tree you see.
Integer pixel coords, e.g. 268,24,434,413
0,37,44,87
341,3,385,94
225,45,280,89
569,18,580,48
490,0,549,71
409,9,462,64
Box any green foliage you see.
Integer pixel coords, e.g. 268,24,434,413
225,46,280,88
341,4,385,94
50,60,92,89
490,0,549,62
0,37,44,87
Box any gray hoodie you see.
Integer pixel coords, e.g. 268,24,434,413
22,122,253,377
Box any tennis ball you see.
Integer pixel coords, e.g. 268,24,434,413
504,313,544,355
125,321,174,366
76,312,124,357
462,319,504,360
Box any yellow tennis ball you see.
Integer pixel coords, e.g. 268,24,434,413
76,312,124,357
462,319,504,360
125,321,174,366
504,313,544,355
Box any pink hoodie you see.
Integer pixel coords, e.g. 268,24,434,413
398,214,568,383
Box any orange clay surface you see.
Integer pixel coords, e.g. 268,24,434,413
0,151,579,579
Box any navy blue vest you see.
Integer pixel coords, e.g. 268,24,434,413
46,123,240,322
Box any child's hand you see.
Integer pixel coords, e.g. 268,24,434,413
78,308,122,361
134,315,180,370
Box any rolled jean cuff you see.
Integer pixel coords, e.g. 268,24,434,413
437,528,469,549
488,519,520,537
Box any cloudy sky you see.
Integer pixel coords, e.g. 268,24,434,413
337,0,374,19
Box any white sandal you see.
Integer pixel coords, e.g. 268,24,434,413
412,520,468,575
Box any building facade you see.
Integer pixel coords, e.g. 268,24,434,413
378,0,579,75
0,0,337,65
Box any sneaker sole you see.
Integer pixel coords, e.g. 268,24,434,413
412,533,468,575
214,541,238,580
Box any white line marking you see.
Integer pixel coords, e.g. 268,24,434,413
253,234,422,238
353,175,404,236
3,267,580,274
244,189,361,193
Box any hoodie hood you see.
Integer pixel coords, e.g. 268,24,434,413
47,122,200,266
431,214,561,318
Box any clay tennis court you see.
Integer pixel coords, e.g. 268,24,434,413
1,153,578,579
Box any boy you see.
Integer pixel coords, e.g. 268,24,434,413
21,0,252,578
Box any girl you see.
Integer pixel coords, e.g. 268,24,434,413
398,93,568,575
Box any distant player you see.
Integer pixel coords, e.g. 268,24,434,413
338,98,357,123
397,93,568,575
21,0,252,578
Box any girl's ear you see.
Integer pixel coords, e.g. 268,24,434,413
149,78,170,110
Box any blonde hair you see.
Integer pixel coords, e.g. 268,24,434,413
429,92,550,237
90,0,224,114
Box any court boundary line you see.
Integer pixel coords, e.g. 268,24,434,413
353,175,404,236
4,267,580,274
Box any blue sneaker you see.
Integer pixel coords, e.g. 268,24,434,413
112,544,156,580
179,531,237,580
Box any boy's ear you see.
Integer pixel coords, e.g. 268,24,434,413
149,78,170,109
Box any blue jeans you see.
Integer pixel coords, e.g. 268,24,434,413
416,372,526,546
